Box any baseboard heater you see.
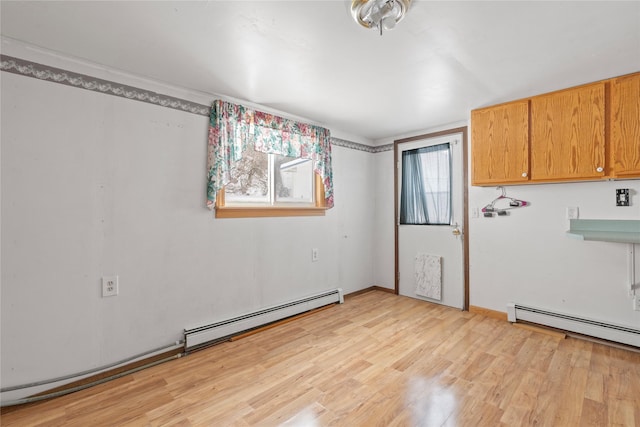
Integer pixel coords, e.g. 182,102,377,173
184,288,344,352
507,303,640,347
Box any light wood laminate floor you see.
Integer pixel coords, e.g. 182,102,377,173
2,290,640,426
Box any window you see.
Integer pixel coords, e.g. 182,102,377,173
274,155,314,204
399,143,451,225
206,100,333,218
224,150,315,206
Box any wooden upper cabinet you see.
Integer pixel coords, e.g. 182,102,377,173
530,82,606,181
471,100,529,185
610,72,640,178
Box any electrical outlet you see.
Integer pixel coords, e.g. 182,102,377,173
634,293,640,311
312,248,319,262
616,189,630,207
102,276,118,297
566,206,579,220
471,207,479,218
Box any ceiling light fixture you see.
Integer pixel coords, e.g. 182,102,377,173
351,0,412,36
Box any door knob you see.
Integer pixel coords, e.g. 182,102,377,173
452,227,462,236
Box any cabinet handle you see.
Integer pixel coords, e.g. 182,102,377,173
596,167,603,173
521,172,528,178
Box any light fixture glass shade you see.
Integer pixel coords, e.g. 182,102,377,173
351,0,412,35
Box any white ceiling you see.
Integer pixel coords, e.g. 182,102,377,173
1,1,639,142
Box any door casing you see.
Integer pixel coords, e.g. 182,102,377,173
393,126,469,310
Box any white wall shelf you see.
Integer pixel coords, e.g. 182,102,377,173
567,219,640,244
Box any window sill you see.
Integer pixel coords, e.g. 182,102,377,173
215,206,327,219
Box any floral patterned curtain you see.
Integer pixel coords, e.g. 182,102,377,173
207,100,334,209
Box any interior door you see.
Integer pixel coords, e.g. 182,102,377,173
396,128,466,309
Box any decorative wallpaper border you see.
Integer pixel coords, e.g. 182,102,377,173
371,144,394,153
0,54,392,153
330,138,392,153
0,55,210,116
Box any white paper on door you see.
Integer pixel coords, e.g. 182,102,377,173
415,253,442,300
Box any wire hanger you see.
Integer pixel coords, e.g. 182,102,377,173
482,186,530,217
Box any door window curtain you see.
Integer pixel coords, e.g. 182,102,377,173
400,143,451,225
207,100,334,209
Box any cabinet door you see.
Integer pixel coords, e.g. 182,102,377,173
471,101,529,185
610,73,640,178
530,83,605,181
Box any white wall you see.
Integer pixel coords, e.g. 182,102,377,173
372,149,395,290
469,179,640,327
0,63,374,393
